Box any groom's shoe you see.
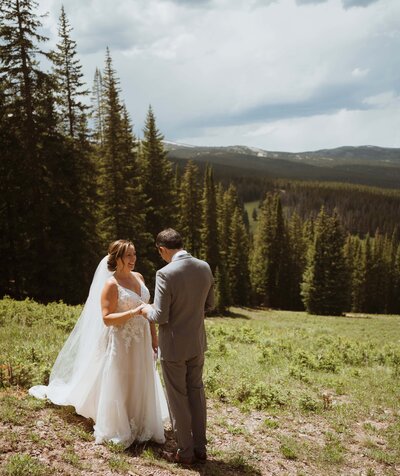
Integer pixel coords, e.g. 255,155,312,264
162,450,195,466
194,449,207,463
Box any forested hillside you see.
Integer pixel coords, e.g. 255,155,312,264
166,143,400,190
1,0,399,316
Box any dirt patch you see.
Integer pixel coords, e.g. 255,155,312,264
0,390,399,475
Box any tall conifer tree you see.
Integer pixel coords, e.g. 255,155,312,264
0,0,55,298
200,165,219,273
52,6,88,137
98,49,148,266
91,67,105,145
301,209,350,315
228,206,250,305
178,161,202,256
139,106,175,270
286,212,307,310
250,193,288,307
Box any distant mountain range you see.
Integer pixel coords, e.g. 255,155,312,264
164,143,400,189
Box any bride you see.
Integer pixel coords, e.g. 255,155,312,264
29,239,169,448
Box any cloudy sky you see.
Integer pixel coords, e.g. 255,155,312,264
39,0,399,152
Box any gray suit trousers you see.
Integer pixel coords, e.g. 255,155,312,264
161,354,207,459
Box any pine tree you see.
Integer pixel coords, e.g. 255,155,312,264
52,5,88,138
178,161,202,256
97,49,149,269
250,193,288,307
362,235,374,312
140,105,175,268
0,0,54,298
218,184,238,258
91,67,105,145
200,165,219,273
250,193,272,305
228,206,250,305
0,0,49,150
345,235,365,312
301,209,350,315
286,212,307,310
393,244,400,313
0,79,25,296
214,265,230,315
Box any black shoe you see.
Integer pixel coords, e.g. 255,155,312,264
194,449,207,463
162,450,195,466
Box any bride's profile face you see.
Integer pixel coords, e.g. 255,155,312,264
117,245,136,271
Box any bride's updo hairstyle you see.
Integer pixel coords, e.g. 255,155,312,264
107,239,134,271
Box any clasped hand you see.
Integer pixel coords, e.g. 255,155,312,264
137,303,153,319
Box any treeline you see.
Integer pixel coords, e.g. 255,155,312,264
248,197,400,315
0,1,249,304
277,180,400,237
1,1,399,315
196,171,400,237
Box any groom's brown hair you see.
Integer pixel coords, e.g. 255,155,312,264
156,229,183,250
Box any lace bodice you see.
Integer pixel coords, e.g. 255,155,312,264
116,280,150,311
111,280,151,351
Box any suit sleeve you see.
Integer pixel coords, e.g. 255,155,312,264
148,271,171,325
205,270,215,313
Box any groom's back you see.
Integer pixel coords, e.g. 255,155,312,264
157,255,214,361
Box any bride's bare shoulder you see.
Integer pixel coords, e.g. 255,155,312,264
102,278,118,294
134,272,145,283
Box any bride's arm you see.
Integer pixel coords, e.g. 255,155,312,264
101,281,144,327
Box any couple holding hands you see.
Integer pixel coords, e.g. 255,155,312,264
30,228,215,465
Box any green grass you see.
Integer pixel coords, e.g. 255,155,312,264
1,298,400,474
1,454,53,476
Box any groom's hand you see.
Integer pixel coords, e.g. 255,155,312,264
141,304,153,319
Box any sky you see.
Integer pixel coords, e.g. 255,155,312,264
39,0,400,152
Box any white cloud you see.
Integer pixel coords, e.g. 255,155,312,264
363,91,400,108
39,0,400,151
180,102,400,152
351,67,369,78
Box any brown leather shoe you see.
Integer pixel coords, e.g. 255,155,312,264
162,451,195,466
194,449,207,463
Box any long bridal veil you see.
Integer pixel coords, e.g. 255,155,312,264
29,256,112,405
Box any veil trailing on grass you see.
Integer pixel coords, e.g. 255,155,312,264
29,256,112,404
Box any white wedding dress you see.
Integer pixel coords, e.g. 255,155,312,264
29,257,169,448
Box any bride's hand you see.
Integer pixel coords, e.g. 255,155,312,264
131,303,145,317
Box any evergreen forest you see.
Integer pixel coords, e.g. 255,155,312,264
1,0,400,316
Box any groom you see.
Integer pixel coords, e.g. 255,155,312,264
141,228,215,465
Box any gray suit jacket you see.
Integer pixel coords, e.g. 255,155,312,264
148,252,215,361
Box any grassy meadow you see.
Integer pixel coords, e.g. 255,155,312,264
1,297,400,475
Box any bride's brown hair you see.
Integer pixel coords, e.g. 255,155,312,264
107,239,135,271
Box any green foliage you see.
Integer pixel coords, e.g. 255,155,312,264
320,433,344,464
2,454,53,476
140,105,176,268
200,165,220,273
301,208,350,315
250,193,289,307
178,160,202,256
280,437,298,460
299,394,320,412
52,5,88,138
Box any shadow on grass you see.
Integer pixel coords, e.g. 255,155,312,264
127,428,263,476
51,404,94,433
52,406,263,475
344,313,373,319
207,309,252,320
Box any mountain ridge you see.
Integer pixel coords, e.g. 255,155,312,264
164,142,400,189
